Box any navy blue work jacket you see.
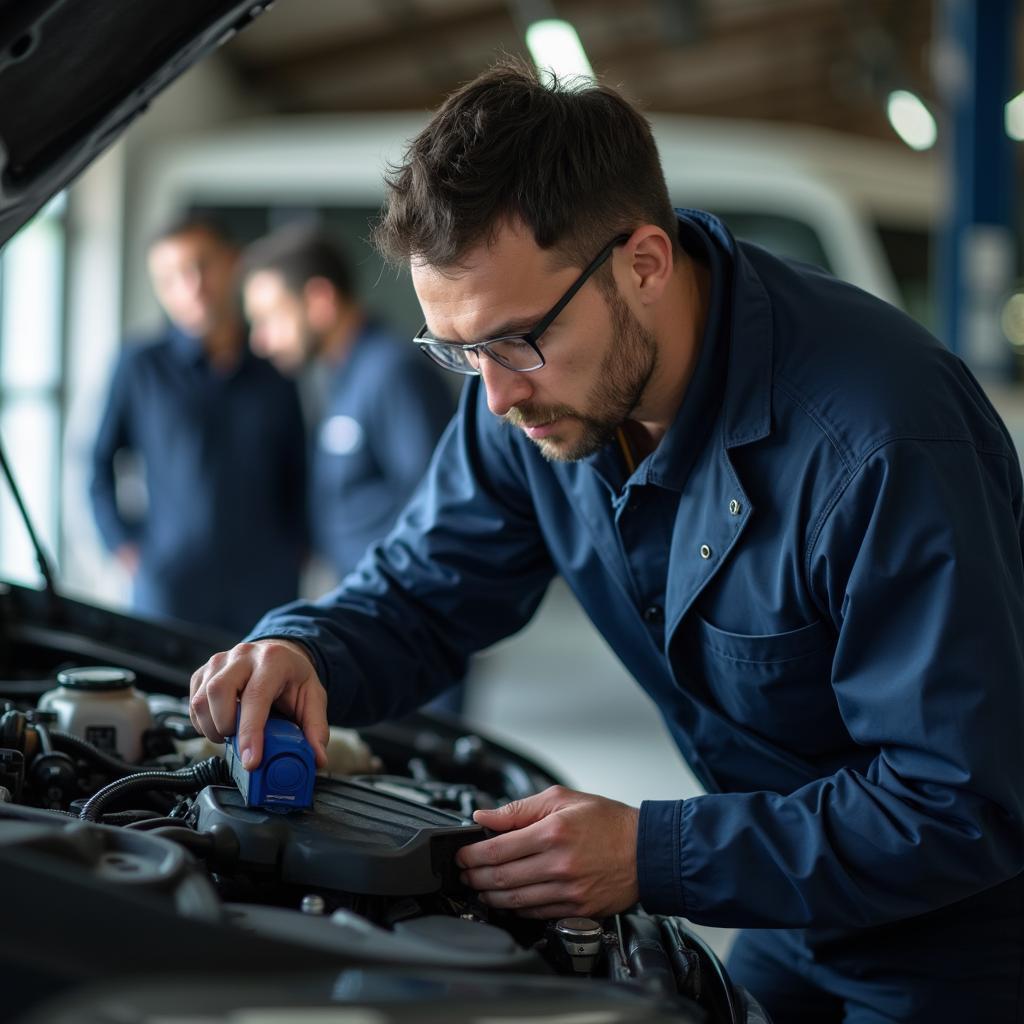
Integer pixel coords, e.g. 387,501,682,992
251,211,1024,934
309,322,455,577
91,325,307,635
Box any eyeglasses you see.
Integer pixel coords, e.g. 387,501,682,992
415,233,631,376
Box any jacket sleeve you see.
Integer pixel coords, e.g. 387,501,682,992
638,437,1024,930
89,350,138,552
247,378,555,721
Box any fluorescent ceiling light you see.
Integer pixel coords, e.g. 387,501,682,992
1006,91,1024,141
525,19,594,83
886,89,938,151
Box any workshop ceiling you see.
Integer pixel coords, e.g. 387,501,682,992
222,0,948,141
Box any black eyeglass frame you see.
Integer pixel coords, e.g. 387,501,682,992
414,232,632,376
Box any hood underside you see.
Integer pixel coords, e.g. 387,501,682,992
0,0,273,248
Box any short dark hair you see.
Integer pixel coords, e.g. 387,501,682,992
148,213,235,251
241,224,355,301
373,58,679,273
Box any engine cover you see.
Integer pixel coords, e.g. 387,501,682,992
194,777,486,896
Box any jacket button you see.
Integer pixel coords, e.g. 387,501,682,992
643,605,664,625
699,544,712,559
728,499,741,515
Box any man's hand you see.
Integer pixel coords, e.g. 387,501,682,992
189,638,329,770
456,785,640,919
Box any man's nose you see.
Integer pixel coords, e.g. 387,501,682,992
479,356,534,417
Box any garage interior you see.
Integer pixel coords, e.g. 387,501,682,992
0,0,1021,986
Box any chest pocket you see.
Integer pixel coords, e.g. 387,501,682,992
690,614,846,754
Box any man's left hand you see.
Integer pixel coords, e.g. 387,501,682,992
456,785,640,919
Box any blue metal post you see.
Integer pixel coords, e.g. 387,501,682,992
937,0,1016,375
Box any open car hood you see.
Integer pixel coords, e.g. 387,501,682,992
0,0,273,248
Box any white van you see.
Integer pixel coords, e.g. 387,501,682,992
130,112,940,334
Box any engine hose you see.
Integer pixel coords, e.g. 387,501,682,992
50,730,140,778
79,756,230,823
103,809,167,825
149,823,241,871
621,913,678,998
658,916,741,1024
125,816,186,831
149,826,214,856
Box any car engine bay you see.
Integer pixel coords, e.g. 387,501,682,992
0,581,760,1024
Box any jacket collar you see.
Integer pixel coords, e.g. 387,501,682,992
674,209,774,451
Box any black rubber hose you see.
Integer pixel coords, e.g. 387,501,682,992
79,756,230,823
50,730,140,778
125,816,185,831
149,826,214,856
659,916,741,1024
621,913,678,997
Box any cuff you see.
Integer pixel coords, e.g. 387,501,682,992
637,799,687,916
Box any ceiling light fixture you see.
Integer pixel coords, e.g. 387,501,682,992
524,18,594,83
1005,91,1024,141
886,89,938,151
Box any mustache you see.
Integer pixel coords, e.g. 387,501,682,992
504,404,575,429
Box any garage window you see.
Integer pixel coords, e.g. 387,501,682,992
0,196,65,586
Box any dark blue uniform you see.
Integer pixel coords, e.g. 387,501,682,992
309,322,454,578
90,326,307,635
250,212,1024,1019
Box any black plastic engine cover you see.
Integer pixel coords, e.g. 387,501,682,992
194,778,486,895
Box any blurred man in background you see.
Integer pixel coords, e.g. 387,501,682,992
241,225,462,711
242,225,455,582
90,215,307,636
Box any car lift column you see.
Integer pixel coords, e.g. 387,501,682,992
936,0,1016,376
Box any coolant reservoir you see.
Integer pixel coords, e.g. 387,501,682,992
38,667,153,762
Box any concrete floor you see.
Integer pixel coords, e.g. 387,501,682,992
461,381,1024,963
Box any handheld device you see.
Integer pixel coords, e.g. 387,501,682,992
225,712,316,812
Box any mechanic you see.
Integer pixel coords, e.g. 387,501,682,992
189,62,1024,1022
240,225,463,713
90,215,307,635
241,225,454,586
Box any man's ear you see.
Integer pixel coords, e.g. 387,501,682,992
620,226,674,307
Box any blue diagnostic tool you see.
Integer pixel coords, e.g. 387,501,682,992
225,713,316,812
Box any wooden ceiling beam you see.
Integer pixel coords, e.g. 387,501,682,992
228,2,513,80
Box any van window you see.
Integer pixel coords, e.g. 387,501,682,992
708,210,832,274
194,204,423,336
875,224,934,330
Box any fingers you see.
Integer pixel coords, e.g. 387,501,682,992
473,880,572,914
471,786,572,833
458,790,641,920
234,641,320,769
189,650,250,743
292,675,331,770
236,677,279,770
190,639,330,772
460,849,564,893
457,817,552,870
256,637,328,767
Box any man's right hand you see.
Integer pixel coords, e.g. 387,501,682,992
189,638,330,770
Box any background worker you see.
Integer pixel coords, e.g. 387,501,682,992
241,225,462,712
90,215,307,635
